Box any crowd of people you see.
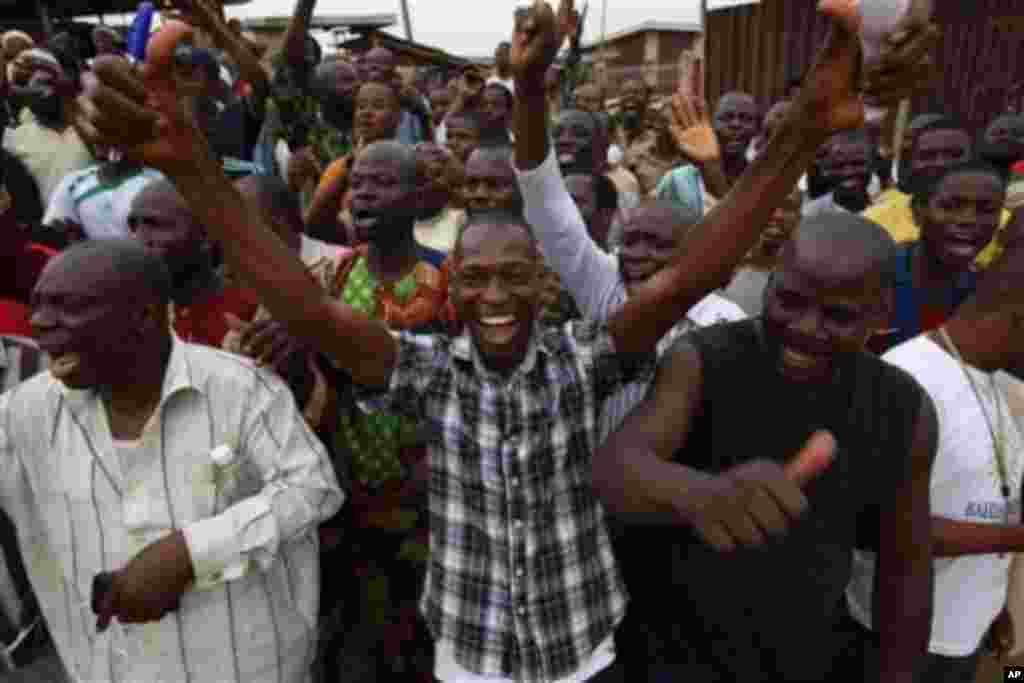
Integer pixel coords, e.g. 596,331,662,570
0,0,1022,681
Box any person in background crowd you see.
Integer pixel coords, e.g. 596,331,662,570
3,52,93,204
803,129,874,215
488,40,514,93
413,142,466,253
865,118,978,244
654,93,731,217
480,82,514,144
0,31,33,131
0,149,52,339
723,187,803,316
231,141,449,683
429,85,452,136
441,64,487,145
462,144,522,215
573,82,604,115
711,91,760,186
980,114,1024,178
845,240,1024,683
552,108,606,174
362,46,431,145
889,112,944,193
128,179,259,347
1,31,32,81
614,78,682,197
544,64,563,116
445,109,485,166
565,172,619,251
43,147,163,240
748,99,791,160
870,162,1007,354
5,237,343,683
90,26,121,59
304,80,404,245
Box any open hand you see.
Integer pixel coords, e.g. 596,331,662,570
668,93,719,164
511,0,575,84
162,0,226,33
226,314,307,375
75,21,208,175
679,431,836,552
94,530,194,629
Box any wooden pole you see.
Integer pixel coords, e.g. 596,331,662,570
399,0,414,42
599,0,608,89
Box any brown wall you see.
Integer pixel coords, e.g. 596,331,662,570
705,0,1024,133
598,30,701,96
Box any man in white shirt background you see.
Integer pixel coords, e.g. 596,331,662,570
845,242,1024,682
2,238,343,683
43,147,163,241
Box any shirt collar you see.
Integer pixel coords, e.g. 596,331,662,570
0,338,9,370
450,322,552,379
58,334,203,408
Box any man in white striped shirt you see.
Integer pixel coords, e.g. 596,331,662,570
0,239,343,683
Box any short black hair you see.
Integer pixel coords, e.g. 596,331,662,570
911,116,972,155
454,210,536,257
58,238,172,302
789,213,897,288
911,160,1007,207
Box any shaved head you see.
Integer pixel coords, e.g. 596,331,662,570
359,140,418,188
783,214,895,286
47,238,171,304
632,198,702,241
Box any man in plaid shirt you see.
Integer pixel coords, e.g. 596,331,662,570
76,0,878,677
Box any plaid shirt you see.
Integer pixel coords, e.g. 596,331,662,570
360,320,655,681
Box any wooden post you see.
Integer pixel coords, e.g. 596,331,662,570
399,0,414,42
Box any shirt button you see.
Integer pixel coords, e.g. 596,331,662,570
518,606,527,616
517,568,525,578
511,477,521,488
514,519,523,530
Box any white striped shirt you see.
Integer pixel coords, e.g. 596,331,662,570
0,337,343,683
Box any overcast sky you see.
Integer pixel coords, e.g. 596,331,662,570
226,0,702,57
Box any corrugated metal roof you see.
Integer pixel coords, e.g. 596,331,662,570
583,19,703,51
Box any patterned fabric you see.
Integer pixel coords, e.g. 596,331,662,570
359,320,656,681
319,247,447,682
0,338,343,683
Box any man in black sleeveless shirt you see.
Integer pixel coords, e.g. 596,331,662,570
593,213,938,682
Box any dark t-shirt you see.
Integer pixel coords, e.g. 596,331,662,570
652,319,924,681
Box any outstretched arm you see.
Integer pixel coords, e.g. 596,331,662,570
75,24,397,390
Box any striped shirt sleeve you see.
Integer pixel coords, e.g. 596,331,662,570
183,379,344,587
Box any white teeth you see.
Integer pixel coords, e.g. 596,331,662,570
51,353,81,379
782,348,818,369
558,153,575,164
481,316,515,326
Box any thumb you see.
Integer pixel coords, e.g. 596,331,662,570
816,0,862,65
817,0,862,34
784,430,836,487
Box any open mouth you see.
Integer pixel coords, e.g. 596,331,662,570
477,314,520,346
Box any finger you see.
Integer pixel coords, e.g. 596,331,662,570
877,29,938,76
257,335,291,367
745,486,791,537
725,509,766,548
784,430,836,487
817,0,862,34
84,75,161,132
244,322,281,359
92,56,150,106
694,521,737,553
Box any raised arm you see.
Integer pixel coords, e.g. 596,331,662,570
592,339,835,550
873,393,936,683
75,24,397,390
608,1,936,355
282,0,317,75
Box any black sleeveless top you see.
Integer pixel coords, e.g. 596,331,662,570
655,319,925,681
